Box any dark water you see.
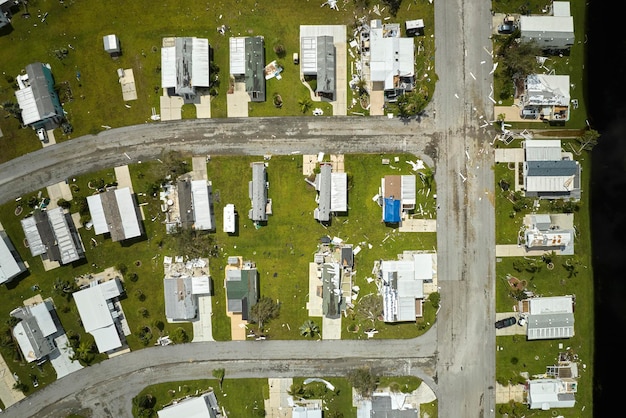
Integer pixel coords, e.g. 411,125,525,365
587,2,626,416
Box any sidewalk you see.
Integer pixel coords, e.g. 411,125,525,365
0,353,25,409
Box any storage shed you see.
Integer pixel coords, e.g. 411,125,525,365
103,34,121,57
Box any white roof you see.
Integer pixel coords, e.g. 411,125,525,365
87,194,108,235
15,86,41,126
405,19,424,29
525,175,575,193
520,15,573,33
552,1,571,16
223,204,236,233
191,180,212,230
401,175,416,205
369,22,414,90
292,406,323,418
161,46,177,88
13,322,38,362
73,280,122,353
191,275,211,294
157,394,213,418
191,38,211,87
330,172,347,212
116,187,142,239
20,216,46,256
161,37,210,90
380,257,424,322
525,74,570,107
0,233,24,284
525,139,562,161
103,34,120,52
529,296,573,314
413,253,434,282
300,36,318,75
90,324,122,353
229,37,246,75
47,207,81,264
31,302,57,336
528,378,576,409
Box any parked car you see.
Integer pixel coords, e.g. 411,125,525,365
495,316,516,329
37,128,48,143
518,315,527,326
497,24,516,34
31,374,39,388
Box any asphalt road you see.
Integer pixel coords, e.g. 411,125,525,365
0,116,438,205
0,1,498,417
433,0,497,416
3,336,439,418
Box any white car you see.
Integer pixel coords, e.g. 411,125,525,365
37,128,48,143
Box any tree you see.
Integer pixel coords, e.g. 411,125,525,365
171,327,189,344
356,294,383,326
212,368,225,390
299,320,320,338
169,228,217,259
133,393,156,418
347,366,379,398
250,296,280,330
298,97,312,114
53,277,76,301
573,128,600,154
395,90,428,118
13,382,29,394
500,41,541,81
71,340,95,366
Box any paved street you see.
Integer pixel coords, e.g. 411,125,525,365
0,1,499,417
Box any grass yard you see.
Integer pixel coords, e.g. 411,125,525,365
491,0,588,130
0,0,436,164
133,378,268,417
494,136,593,417
0,152,437,395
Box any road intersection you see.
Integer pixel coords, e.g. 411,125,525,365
0,0,498,416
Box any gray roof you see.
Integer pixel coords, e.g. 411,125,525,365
524,160,580,198
87,188,143,242
47,207,82,265
164,276,197,321
161,37,210,98
248,162,268,222
177,178,194,229
244,37,266,102
371,394,418,417
0,230,26,284
322,262,342,318
191,180,213,231
527,296,575,340
15,63,64,128
314,164,347,222
314,163,332,222
11,301,58,362
526,160,578,177
20,208,84,264
316,36,335,96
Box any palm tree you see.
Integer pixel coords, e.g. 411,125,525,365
299,320,319,338
298,97,312,114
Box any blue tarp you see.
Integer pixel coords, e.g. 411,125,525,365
383,198,401,223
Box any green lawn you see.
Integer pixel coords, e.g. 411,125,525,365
133,378,268,417
491,0,588,130
0,152,437,394
494,137,594,417
0,0,436,164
